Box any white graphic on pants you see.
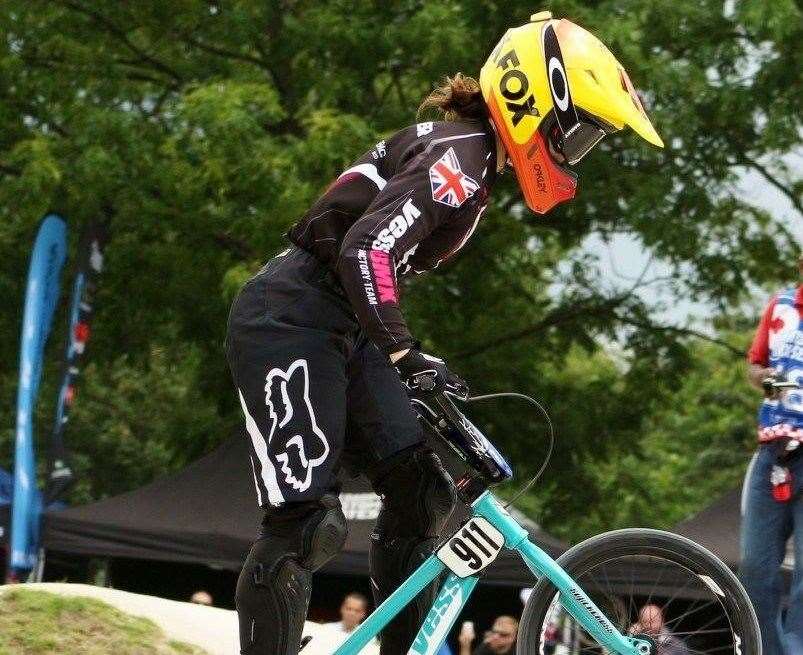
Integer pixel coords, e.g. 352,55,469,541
265,359,330,492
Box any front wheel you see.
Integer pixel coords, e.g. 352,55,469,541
518,528,759,655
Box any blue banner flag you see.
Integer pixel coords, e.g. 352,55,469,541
46,222,107,504
10,214,67,575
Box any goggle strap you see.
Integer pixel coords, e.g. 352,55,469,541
542,22,580,137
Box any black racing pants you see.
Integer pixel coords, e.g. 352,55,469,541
226,247,455,655
225,246,425,506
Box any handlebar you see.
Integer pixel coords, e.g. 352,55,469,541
408,375,557,508
407,377,513,486
412,372,437,393
763,376,802,398
411,372,469,399
766,379,802,390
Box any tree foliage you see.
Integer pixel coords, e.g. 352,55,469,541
0,1,800,539
539,334,759,541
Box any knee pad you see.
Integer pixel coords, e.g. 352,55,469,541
236,495,347,655
369,448,457,655
296,494,349,570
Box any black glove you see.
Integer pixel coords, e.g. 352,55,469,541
762,371,787,399
394,349,469,397
762,376,779,399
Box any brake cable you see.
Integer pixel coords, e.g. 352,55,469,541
461,391,556,509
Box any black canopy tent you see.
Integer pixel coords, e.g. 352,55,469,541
42,435,566,585
674,485,795,571
674,487,743,569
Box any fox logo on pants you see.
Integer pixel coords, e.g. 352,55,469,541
264,359,330,492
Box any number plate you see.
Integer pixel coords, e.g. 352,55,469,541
436,517,504,578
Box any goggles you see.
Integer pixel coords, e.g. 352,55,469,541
543,109,618,166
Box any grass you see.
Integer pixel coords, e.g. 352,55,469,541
0,589,209,655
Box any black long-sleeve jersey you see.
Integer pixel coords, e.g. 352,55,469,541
288,118,498,355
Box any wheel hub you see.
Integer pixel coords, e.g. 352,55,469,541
631,634,657,655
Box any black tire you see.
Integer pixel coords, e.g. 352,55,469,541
517,528,760,655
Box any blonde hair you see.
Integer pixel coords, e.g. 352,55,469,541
418,73,487,121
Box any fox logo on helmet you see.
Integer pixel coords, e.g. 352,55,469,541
493,46,540,126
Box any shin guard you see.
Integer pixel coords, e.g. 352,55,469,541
236,495,347,654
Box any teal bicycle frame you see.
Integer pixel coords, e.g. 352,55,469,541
333,490,651,655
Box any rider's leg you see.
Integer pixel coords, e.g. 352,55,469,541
369,448,456,655
345,340,457,655
231,347,349,655
235,496,347,655
738,446,792,655
341,336,429,472
227,248,357,654
783,451,803,652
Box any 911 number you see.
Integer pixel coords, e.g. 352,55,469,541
437,517,504,578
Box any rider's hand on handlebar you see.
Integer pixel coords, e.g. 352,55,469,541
762,376,779,399
761,370,793,399
393,348,469,398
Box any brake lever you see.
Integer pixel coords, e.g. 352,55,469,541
411,373,469,401
445,385,469,402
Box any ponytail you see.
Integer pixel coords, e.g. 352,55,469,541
418,73,487,121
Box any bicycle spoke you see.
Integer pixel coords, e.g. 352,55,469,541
576,569,624,630
658,572,698,619
628,558,637,625
684,644,738,654
665,596,705,630
676,611,730,637
664,599,719,631
530,547,748,655
644,556,668,613
599,560,616,608
671,627,733,636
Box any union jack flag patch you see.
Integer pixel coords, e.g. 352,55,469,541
429,147,479,208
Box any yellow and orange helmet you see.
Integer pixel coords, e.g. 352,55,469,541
480,11,664,214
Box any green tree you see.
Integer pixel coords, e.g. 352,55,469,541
0,1,799,533
553,332,758,542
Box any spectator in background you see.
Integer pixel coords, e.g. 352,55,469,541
542,622,560,655
629,604,688,655
458,615,518,655
742,258,803,655
189,590,213,606
321,592,378,647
